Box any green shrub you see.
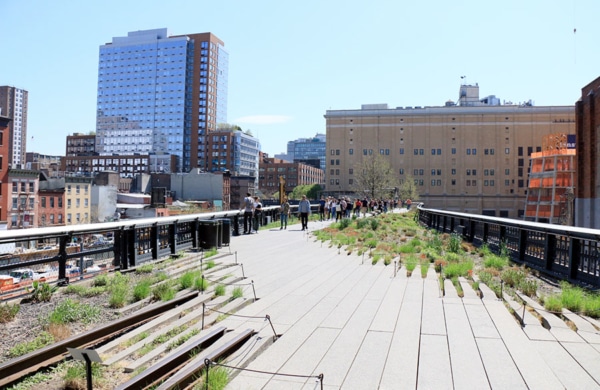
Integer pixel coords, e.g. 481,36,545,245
543,295,563,313
64,361,104,389
204,248,218,258
8,331,54,358
447,233,462,253
28,281,57,302
109,284,128,308
420,262,429,278
405,255,418,272
0,303,20,323
194,276,209,292
445,252,461,263
370,219,379,230
47,299,101,325
519,279,538,297
501,268,525,288
93,274,109,287
365,239,378,249
179,271,200,290
136,264,154,274
132,279,152,302
214,284,226,296
560,282,585,312
443,261,473,279
355,218,368,229
153,283,176,302
398,244,416,254
338,219,351,230
582,294,600,318
65,284,106,297
231,286,244,299
206,259,216,269
483,254,508,270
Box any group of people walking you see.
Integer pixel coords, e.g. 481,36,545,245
241,192,263,234
242,193,413,234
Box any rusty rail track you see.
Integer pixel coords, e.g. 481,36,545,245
0,291,199,388
115,327,256,390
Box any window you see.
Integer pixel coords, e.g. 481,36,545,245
399,168,404,174
349,168,353,175
29,183,34,192
330,149,335,155
419,149,424,155
452,148,456,155
451,169,456,175
451,179,456,185
330,169,335,175
67,199,71,208
58,198,62,208
414,149,419,155
330,159,335,166
12,182,17,193
413,169,419,176
336,159,340,165
349,179,353,185
349,148,353,155
505,148,510,154
363,149,368,156
399,148,404,155
336,149,340,156
50,197,54,208
41,197,46,208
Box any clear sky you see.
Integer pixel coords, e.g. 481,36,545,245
1,0,598,158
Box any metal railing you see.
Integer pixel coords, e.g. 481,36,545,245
0,206,284,290
418,205,600,287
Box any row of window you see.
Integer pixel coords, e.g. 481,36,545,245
330,178,523,188
330,168,504,176
332,148,511,157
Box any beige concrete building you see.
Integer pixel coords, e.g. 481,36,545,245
325,86,575,218
65,176,92,225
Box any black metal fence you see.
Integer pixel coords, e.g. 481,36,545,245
418,206,600,287
0,206,284,290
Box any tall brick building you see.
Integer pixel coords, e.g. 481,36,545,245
258,153,324,197
575,76,600,228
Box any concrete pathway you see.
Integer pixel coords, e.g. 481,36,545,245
215,216,600,389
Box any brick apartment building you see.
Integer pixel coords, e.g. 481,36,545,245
258,153,324,197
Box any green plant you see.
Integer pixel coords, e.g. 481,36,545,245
420,262,429,278
180,270,201,290
201,365,229,390
166,329,201,351
543,295,563,313
136,264,154,274
582,294,600,318
109,284,128,308
338,218,351,230
231,286,243,299
27,281,57,302
63,361,104,389
483,254,508,270
8,331,54,358
214,284,226,296
65,284,106,297
0,303,20,323
501,268,525,288
153,283,176,301
132,279,152,302
204,248,218,258
206,259,216,269
93,274,109,286
47,298,101,325
451,277,464,297
355,218,368,229
447,233,462,253
370,219,380,230
405,255,418,274
194,276,209,292
443,261,473,279
560,281,585,312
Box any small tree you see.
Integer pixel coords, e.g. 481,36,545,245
352,155,398,199
399,174,420,201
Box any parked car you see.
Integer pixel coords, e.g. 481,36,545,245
8,268,45,284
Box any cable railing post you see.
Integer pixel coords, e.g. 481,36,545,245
251,280,256,301
240,263,245,278
202,302,205,329
265,314,278,340
204,358,211,390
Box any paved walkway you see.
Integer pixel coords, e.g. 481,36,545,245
216,216,600,389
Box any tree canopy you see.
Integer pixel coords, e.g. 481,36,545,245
288,184,322,200
399,174,420,201
351,154,399,199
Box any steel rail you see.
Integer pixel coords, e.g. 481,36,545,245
155,328,256,390
0,291,199,388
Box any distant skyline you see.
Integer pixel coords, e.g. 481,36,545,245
1,0,599,159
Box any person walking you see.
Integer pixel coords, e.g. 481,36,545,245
298,195,311,231
241,192,254,234
318,196,326,222
253,196,263,233
280,198,290,230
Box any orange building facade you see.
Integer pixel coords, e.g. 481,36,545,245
524,134,576,224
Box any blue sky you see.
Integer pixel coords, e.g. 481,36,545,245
1,0,598,158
